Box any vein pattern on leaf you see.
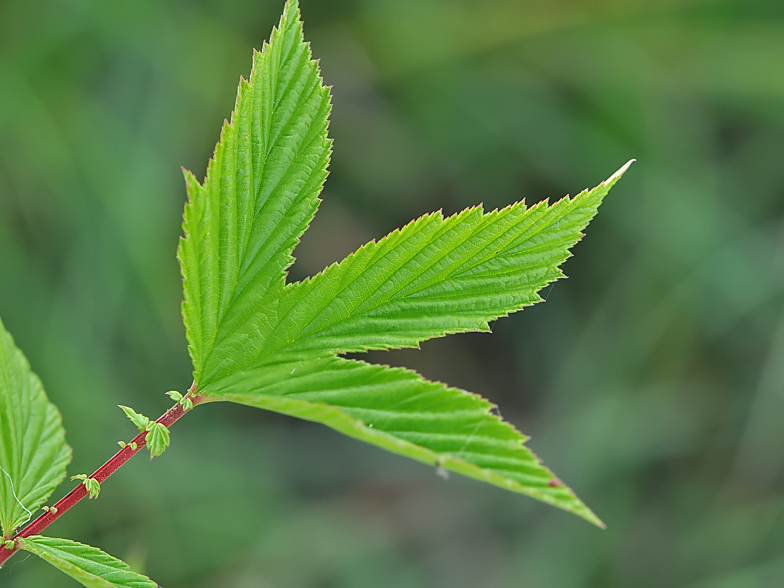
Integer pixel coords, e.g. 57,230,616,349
203,355,603,526
0,316,71,538
19,536,157,588
179,0,632,526
179,0,331,380
254,175,619,362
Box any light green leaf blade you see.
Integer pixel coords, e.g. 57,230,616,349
0,316,71,538
196,165,630,525
202,355,603,527
145,422,170,459
259,164,631,364
18,536,157,588
197,163,631,383
179,0,331,382
180,0,629,524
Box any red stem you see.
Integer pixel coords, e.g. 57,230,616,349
0,393,205,568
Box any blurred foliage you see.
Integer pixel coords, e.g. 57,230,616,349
0,0,783,586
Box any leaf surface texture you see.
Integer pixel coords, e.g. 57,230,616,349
0,317,71,537
179,0,331,382
19,536,157,588
180,0,633,526
209,355,603,525
258,176,618,362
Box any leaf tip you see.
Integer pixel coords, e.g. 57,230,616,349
285,0,301,17
603,159,635,186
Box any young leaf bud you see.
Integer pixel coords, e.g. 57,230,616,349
84,478,101,499
167,390,193,411
71,474,101,499
146,422,171,459
166,390,184,403
118,405,151,432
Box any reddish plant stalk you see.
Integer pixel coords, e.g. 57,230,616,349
0,393,205,568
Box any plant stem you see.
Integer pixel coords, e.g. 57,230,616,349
0,392,205,568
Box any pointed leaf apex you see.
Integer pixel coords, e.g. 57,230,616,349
182,167,198,183
604,159,635,186
118,405,151,432
285,0,301,16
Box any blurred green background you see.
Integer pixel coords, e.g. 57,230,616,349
1,0,783,586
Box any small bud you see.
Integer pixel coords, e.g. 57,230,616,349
3,539,15,550
145,422,171,459
85,478,101,499
167,390,193,411
118,405,151,432
71,474,101,499
118,441,127,449
130,442,138,451
41,506,50,513
50,506,58,515
166,390,183,402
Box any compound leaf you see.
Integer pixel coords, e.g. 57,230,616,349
18,536,157,588
180,0,632,526
0,316,71,538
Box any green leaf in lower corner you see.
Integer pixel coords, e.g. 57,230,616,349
0,316,72,538
18,536,157,588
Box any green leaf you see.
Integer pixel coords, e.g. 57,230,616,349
246,167,629,364
204,355,603,526
166,390,183,403
144,422,170,459
180,0,631,525
179,0,331,384
166,391,193,411
70,475,101,500
118,405,150,433
18,535,157,588
0,316,72,538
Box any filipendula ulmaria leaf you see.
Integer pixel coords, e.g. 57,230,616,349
18,536,157,588
180,0,632,526
179,0,331,383
0,316,72,538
